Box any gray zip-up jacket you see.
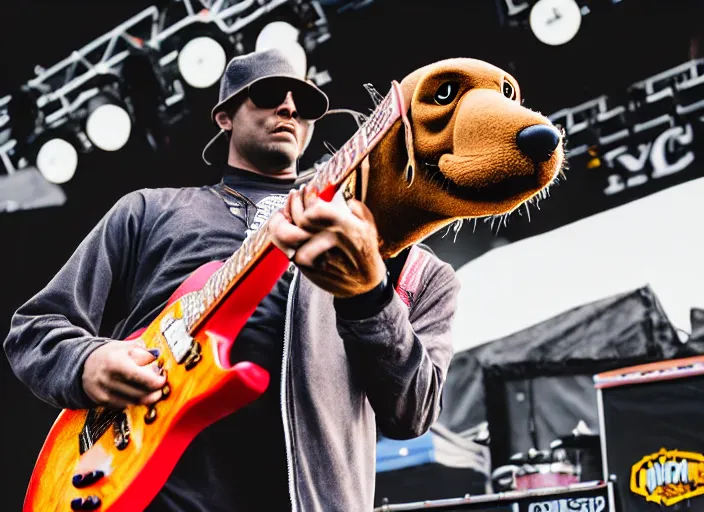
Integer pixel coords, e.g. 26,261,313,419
4,182,459,512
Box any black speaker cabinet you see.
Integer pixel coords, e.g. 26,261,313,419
595,356,704,512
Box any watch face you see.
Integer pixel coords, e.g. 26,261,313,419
529,0,582,46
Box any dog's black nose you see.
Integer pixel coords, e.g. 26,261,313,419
516,124,561,163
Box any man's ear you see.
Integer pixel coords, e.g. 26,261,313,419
214,110,233,131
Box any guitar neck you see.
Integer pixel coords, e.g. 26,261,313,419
183,81,406,333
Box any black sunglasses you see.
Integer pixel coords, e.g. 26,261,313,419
248,78,325,120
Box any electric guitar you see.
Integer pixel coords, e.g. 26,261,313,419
23,81,407,512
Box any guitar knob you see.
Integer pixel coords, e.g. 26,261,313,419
72,470,104,488
161,383,171,399
70,495,102,510
144,406,157,424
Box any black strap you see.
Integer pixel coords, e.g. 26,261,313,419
385,246,412,290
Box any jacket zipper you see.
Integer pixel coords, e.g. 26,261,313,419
281,267,299,512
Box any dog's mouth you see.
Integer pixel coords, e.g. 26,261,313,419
420,158,545,203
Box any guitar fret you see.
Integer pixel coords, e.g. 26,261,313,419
234,246,246,275
215,267,226,295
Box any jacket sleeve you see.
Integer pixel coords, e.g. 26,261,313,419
334,259,459,440
3,191,146,410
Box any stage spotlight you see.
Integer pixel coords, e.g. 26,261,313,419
177,36,227,89
529,0,582,46
255,21,307,77
35,137,78,184
85,96,132,151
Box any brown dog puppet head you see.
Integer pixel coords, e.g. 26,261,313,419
354,57,565,258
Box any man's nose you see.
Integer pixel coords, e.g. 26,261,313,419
276,92,298,118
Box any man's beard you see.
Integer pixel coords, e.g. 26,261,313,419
243,140,297,173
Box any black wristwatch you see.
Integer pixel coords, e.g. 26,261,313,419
333,271,393,320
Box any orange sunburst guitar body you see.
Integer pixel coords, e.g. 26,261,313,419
24,249,287,512
23,81,407,512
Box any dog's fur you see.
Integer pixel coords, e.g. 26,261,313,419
350,58,565,259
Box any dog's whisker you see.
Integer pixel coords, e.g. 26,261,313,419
441,224,454,239
452,219,464,243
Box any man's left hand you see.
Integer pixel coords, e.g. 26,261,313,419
268,185,387,298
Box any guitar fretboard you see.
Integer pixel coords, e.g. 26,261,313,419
182,82,405,333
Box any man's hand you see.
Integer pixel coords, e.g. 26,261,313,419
268,185,387,298
82,339,166,409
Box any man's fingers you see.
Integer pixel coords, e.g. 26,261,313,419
298,199,355,232
282,190,293,221
294,231,358,270
105,378,157,402
112,358,166,392
290,189,307,227
128,346,159,366
128,338,146,348
303,184,319,210
139,389,165,406
294,231,337,267
269,211,313,257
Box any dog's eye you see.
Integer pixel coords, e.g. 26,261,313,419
503,80,516,100
434,82,459,105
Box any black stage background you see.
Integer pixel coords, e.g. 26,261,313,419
1,1,703,510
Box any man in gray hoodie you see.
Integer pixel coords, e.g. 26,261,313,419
4,49,459,511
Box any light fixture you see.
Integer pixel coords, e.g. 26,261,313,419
529,0,582,46
177,36,227,89
35,138,78,184
85,96,132,152
255,21,308,77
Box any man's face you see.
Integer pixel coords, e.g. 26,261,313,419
219,90,311,173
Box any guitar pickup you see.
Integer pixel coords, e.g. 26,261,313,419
162,317,192,363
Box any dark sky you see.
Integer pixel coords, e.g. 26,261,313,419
1,1,702,510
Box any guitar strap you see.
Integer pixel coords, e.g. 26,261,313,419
392,244,431,310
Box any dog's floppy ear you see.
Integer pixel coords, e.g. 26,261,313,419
399,89,416,187
396,71,429,188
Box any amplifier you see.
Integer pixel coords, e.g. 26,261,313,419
594,356,704,512
373,481,613,511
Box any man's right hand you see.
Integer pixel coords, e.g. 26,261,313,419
82,339,167,409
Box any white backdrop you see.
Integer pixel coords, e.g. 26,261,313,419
452,177,703,353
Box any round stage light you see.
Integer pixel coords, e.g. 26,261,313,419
529,0,582,46
86,103,132,151
255,22,307,78
36,138,78,184
178,36,227,89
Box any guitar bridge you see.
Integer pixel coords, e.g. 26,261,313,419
184,341,202,371
113,412,130,450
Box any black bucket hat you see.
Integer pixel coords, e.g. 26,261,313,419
211,48,329,122
202,48,329,164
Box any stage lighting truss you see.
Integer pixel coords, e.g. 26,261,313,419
0,0,331,186
549,58,704,195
